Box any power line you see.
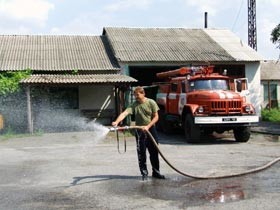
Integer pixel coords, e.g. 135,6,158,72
232,0,245,31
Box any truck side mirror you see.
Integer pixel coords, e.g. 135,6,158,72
236,80,242,92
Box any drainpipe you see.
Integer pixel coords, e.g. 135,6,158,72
268,80,271,110
26,85,33,134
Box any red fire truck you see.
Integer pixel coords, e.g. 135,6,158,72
154,66,258,143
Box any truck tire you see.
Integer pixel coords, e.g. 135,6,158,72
184,114,201,143
158,110,174,134
162,118,175,134
233,127,251,142
156,110,164,131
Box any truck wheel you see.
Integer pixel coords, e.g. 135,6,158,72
184,114,201,143
162,118,175,134
234,127,251,142
156,110,164,131
158,110,174,134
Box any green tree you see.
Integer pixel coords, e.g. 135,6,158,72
271,23,280,49
0,69,32,133
0,69,32,95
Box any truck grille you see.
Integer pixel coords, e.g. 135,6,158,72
211,101,242,114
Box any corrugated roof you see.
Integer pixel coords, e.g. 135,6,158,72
103,27,237,63
204,29,264,61
20,74,137,84
0,35,120,71
260,60,280,80
103,27,263,63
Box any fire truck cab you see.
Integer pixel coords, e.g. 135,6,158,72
155,66,259,143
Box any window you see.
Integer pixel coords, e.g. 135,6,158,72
181,81,186,93
264,84,277,101
49,87,79,109
189,79,229,91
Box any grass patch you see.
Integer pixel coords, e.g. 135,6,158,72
261,108,280,123
0,128,43,141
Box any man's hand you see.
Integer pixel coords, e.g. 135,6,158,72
112,121,118,127
142,125,149,132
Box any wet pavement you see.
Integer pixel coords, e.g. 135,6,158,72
0,122,279,210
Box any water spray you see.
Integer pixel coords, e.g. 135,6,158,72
109,126,280,179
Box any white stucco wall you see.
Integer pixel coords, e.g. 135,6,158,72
79,85,115,110
245,62,261,116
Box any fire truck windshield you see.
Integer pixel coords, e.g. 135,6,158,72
189,79,229,91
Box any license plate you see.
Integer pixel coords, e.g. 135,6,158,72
222,117,237,122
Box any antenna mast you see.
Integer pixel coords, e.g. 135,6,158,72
248,0,257,50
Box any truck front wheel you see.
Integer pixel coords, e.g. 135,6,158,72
233,127,251,142
184,114,201,143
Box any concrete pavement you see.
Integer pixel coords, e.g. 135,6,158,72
0,129,279,210
251,120,280,135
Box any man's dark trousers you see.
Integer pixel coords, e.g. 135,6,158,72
135,126,160,176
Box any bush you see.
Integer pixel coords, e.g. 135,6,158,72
261,108,280,123
0,70,31,95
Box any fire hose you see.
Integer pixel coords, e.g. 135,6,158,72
109,126,280,179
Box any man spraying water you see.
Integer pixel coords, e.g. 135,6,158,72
112,86,165,180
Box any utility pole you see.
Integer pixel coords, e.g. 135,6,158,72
248,0,257,50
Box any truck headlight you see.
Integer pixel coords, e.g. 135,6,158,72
198,106,204,113
245,105,251,112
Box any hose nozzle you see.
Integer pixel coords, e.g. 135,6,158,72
109,127,118,132
109,126,130,132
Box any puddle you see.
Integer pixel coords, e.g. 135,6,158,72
203,184,245,203
98,162,279,208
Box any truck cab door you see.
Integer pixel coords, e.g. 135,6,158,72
233,78,251,102
168,83,180,114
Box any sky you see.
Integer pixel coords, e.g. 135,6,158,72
0,0,279,60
